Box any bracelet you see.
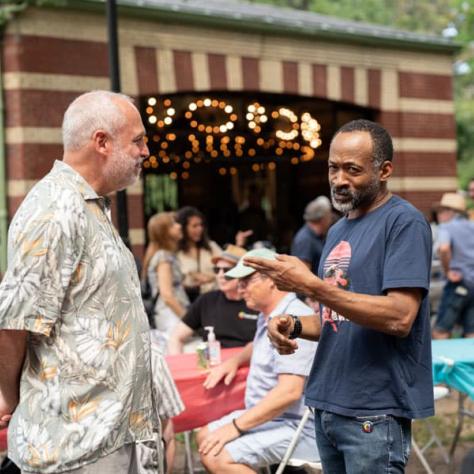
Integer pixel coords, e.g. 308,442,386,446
232,418,247,437
288,315,302,339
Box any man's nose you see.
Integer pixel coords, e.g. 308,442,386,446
331,170,349,188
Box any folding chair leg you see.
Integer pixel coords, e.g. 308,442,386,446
184,430,194,474
423,420,449,464
275,407,312,474
449,392,467,462
412,438,435,474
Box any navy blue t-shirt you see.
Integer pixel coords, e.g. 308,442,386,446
304,196,434,419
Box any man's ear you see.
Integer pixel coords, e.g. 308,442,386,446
92,130,110,156
379,160,393,183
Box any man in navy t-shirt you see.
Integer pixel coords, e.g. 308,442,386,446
245,119,434,473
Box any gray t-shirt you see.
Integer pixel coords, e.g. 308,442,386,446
438,216,474,289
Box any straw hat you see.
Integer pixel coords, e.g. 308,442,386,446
438,193,466,213
211,244,247,265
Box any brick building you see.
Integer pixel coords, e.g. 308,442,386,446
0,0,460,267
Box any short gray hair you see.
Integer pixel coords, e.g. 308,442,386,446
62,90,135,151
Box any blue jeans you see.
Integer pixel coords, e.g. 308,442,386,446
314,410,411,474
435,281,474,334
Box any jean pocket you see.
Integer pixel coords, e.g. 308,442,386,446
355,414,389,423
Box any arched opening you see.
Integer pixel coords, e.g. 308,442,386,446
140,91,373,251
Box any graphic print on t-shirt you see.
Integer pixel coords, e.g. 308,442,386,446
321,241,351,332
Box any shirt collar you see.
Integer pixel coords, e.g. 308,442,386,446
268,292,298,320
52,160,111,212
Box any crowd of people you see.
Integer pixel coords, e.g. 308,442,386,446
0,90,473,474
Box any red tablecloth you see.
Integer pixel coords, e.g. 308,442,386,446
166,348,249,433
0,428,7,452
0,350,248,449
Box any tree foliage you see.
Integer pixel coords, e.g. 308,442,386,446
0,0,65,25
249,0,474,186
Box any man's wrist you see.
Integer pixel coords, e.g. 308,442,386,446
232,418,248,436
288,315,302,339
303,273,323,300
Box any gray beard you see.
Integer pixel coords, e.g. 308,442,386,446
330,177,380,215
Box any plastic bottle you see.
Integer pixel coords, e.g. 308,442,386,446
204,326,221,366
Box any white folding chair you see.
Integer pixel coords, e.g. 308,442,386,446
412,385,450,474
275,407,322,474
183,430,195,474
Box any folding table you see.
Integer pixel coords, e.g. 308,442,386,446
432,338,474,461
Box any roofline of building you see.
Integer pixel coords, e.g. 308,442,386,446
50,0,461,55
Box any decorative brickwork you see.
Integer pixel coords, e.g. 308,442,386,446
1,7,459,258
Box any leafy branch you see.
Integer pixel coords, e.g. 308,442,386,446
0,0,66,26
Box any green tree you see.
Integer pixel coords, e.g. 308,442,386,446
249,0,474,187
0,0,66,25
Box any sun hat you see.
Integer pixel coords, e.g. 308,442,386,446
224,248,277,279
438,193,466,213
211,244,247,265
303,196,331,221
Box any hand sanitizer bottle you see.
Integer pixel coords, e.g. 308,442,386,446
205,326,221,366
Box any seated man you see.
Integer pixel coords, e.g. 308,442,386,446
168,245,257,354
197,248,318,473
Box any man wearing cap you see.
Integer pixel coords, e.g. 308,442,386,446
167,245,257,354
291,196,334,275
196,248,318,473
244,119,434,473
432,193,474,339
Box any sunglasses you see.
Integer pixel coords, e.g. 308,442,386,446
213,265,235,274
237,273,263,288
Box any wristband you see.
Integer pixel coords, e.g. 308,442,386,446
288,315,302,339
232,418,247,436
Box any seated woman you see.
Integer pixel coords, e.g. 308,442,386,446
167,245,257,354
176,206,222,303
142,212,189,336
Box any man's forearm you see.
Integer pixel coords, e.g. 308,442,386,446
235,379,303,431
235,342,253,366
438,246,451,276
167,337,183,355
299,315,321,341
304,277,421,337
0,330,27,413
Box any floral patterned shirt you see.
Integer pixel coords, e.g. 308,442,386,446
0,161,158,473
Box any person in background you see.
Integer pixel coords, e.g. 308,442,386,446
167,245,257,354
432,193,474,339
0,90,161,473
291,195,334,275
176,206,221,303
197,249,318,473
237,184,270,247
143,212,189,336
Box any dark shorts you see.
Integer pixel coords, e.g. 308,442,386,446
435,281,474,334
